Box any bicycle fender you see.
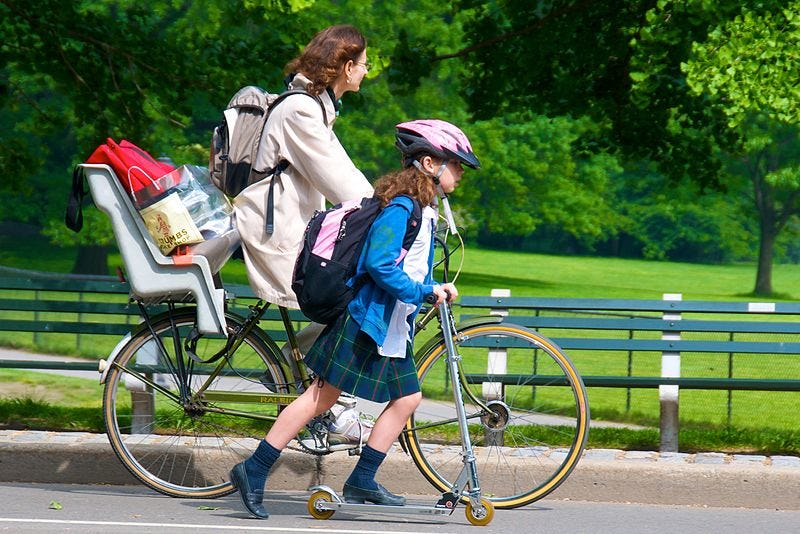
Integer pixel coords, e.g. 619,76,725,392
98,332,132,384
413,314,504,364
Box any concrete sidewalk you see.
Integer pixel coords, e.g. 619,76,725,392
1,429,799,510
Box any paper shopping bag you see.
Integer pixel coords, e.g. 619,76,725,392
138,191,204,254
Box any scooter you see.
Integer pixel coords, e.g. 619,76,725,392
306,296,495,527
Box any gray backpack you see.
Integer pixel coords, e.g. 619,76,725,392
209,86,326,234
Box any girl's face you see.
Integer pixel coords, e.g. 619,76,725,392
421,157,464,194
437,160,465,194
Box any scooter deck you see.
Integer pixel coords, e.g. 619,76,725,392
309,485,456,517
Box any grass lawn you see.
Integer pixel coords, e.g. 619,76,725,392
1,231,799,453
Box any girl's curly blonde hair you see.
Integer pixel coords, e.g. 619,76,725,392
285,25,366,96
373,167,437,208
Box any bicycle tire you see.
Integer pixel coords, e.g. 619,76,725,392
103,307,289,498
405,322,589,509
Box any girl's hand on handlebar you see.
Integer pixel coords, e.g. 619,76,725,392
432,283,458,305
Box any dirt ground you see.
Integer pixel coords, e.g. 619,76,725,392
0,381,64,403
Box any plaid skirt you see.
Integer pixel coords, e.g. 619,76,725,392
304,312,420,403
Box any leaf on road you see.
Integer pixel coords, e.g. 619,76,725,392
48,500,63,510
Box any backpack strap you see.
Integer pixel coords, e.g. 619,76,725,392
65,165,88,232
351,196,424,293
398,196,423,251
265,160,290,235
262,90,327,235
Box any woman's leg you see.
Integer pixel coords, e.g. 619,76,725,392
343,391,422,505
231,378,341,518
265,378,342,448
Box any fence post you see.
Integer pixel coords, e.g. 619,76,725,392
126,338,158,434
660,293,682,452
483,288,510,446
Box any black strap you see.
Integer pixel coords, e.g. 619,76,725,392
65,166,87,232
269,89,327,124
265,159,291,235
263,90,326,236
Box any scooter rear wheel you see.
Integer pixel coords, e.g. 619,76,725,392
307,490,336,520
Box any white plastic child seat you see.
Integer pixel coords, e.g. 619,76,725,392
81,163,233,335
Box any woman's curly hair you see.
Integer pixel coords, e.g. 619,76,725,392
285,25,366,96
373,167,438,208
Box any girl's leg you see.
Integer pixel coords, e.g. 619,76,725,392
231,378,341,518
365,391,422,452
343,391,422,505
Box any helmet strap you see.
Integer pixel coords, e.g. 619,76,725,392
413,158,459,236
412,158,449,185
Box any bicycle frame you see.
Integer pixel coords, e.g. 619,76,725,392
106,298,313,424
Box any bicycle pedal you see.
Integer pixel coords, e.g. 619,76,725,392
326,442,360,453
299,438,329,453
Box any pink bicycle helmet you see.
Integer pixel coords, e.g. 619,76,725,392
395,119,481,169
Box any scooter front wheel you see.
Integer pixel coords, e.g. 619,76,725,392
466,497,494,526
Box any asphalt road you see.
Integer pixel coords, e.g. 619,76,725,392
1,483,798,534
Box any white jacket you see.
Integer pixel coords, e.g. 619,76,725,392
234,74,373,307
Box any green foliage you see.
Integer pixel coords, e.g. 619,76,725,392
458,114,623,242
4,0,800,285
42,206,115,247
684,2,800,129
614,164,754,262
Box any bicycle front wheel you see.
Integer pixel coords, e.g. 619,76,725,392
406,322,589,509
103,307,289,498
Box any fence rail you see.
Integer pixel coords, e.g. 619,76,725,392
3,272,800,451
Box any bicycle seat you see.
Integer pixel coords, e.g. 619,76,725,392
81,163,234,335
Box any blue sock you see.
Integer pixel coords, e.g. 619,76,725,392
345,444,385,491
243,439,281,491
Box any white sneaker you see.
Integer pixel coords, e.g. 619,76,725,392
327,404,373,446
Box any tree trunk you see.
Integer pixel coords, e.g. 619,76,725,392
754,222,775,296
71,245,109,275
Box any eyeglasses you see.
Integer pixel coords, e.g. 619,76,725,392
355,60,372,71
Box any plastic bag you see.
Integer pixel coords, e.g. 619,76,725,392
134,164,235,254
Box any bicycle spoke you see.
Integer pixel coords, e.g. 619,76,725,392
407,323,589,509
103,308,288,498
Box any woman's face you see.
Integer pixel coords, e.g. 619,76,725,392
345,49,369,92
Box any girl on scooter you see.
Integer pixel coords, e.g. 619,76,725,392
230,119,481,519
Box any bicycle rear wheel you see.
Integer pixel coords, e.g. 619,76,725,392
102,307,289,498
406,322,589,509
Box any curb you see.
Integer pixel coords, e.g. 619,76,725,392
1,430,799,510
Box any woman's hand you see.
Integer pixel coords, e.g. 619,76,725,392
432,283,458,305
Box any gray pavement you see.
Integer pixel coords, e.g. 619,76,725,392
1,429,799,510
2,348,800,511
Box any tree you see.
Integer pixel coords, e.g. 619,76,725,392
0,0,312,273
398,0,799,294
1,0,633,276
458,114,622,245
683,2,800,294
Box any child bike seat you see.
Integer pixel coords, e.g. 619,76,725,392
81,163,237,335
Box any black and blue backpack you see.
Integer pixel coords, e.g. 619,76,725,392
292,196,422,324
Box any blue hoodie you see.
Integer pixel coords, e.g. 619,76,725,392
347,195,436,348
